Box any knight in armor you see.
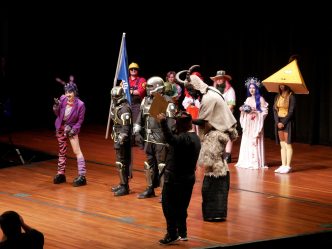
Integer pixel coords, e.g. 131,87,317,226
133,76,177,199
110,86,133,196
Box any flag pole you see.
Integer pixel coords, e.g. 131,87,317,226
105,33,126,139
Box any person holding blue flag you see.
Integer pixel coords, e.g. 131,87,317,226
128,62,146,123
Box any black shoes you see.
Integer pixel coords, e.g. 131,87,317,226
179,233,188,241
111,184,121,192
53,174,86,187
137,187,156,199
114,185,129,196
159,234,180,245
72,175,87,187
204,217,226,222
53,174,66,184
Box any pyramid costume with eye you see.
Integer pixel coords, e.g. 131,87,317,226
176,65,238,221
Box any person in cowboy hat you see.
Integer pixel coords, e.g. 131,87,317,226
211,70,236,163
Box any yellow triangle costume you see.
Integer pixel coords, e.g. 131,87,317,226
262,59,309,94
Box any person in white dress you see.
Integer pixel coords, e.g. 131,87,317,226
235,77,268,169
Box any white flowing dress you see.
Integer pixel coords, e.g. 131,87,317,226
235,96,268,169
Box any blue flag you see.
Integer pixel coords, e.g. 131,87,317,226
116,33,131,104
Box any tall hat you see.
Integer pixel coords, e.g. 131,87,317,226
210,70,232,81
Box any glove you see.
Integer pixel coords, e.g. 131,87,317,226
133,124,141,135
118,133,128,144
64,125,72,137
54,98,60,105
67,128,76,137
53,98,60,112
135,133,144,147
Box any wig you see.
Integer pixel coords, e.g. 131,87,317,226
245,77,262,112
246,83,262,112
64,82,78,96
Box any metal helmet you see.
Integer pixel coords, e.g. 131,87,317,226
146,76,165,96
128,62,139,70
111,86,126,105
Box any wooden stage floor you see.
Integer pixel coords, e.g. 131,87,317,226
0,124,331,248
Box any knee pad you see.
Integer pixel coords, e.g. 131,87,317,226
144,161,153,170
115,161,124,169
158,163,166,174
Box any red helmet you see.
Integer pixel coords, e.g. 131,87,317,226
191,71,203,80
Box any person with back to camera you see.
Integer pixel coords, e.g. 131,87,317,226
0,210,44,249
157,111,201,245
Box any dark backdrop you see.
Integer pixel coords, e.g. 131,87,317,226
1,6,332,146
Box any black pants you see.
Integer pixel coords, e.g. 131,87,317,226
144,142,167,187
161,172,195,237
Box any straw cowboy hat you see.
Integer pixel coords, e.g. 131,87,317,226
210,70,232,81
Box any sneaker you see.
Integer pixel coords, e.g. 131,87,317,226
159,234,180,245
53,174,66,184
274,165,285,173
72,175,87,187
279,166,291,174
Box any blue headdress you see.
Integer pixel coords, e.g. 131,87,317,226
244,77,262,89
244,77,262,112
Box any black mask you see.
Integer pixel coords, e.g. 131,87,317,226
186,85,201,100
216,83,226,94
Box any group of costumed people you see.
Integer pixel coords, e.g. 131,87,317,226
50,62,300,246
109,64,239,223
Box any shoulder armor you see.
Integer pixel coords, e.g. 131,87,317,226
166,102,177,118
120,112,132,125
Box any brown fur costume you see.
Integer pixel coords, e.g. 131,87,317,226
198,128,238,177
